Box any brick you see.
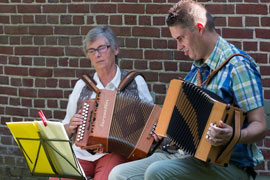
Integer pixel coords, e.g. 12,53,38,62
111,27,131,36
139,39,152,48
34,99,45,108
126,38,138,48
73,16,85,25
15,47,39,56
159,72,179,83
5,26,28,35
119,60,133,69
110,15,122,25
155,95,165,105
139,16,151,26
68,4,90,13
222,28,253,39
124,15,137,25
119,49,143,59
29,68,53,77
146,4,171,14
0,5,16,13
91,4,116,13
150,61,162,70
256,29,270,39
0,46,13,55
143,72,159,82
245,16,259,27
236,4,268,15
153,16,165,26
48,100,58,108
260,42,270,52
262,17,270,27
21,99,32,107
205,4,234,14
5,66,28,76
43,5,66,13
17,5,41,13
118,4,144,14
65,47,84,57
153,39,167,49
133,27,160,37
61,15,72,24
0,16,9,23
23,15,34,23
243,42,258,51
145,50,172,60
135,60,147,70
153,84,166,94
0,87,17,96
164,62,177,71
55,26,80,35
54,68,75,77
38,89,63,98
40,47,64,56
96,15,109,24
228,17,242,27
6,107,28,117
53,110,66,119
19,88,37,97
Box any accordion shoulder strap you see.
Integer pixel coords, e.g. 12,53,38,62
117,71,144,92
203,53,250,86
81,74,99,94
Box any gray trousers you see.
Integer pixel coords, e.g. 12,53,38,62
108,151,250,180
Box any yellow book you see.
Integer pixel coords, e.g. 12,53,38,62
6,120,86,179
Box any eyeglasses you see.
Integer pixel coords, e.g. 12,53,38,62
87,45,110,56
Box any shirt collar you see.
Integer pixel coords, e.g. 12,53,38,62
93,65,121,90
193,36,223,71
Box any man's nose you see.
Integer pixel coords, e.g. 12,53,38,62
177,41,183,51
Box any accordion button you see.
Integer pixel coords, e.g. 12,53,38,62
206,135,209,139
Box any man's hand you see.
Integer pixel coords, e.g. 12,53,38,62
207,120,233,146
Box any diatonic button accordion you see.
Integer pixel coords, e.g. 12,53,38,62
155,79,245,166
75,89,161,161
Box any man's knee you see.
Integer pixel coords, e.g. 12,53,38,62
144,162,165,180
108,165,122,180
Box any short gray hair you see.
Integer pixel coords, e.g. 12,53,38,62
82,26,119,55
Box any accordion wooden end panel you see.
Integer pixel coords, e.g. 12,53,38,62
155,79,245,166
76,89,161,161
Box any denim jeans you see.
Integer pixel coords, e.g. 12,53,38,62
108,151,249,180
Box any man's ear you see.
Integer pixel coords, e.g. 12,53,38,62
197,23,204,32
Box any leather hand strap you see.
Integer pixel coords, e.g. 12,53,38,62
216,110,242,164
117,71,144,92
81,74,99,94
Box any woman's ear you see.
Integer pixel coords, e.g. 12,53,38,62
114,46,119,56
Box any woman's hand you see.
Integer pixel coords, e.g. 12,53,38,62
65,111,84,138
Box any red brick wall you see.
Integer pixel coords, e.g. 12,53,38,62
0,0,269,178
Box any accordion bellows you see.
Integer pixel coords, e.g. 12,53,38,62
155,79,245,166
75,89,161,161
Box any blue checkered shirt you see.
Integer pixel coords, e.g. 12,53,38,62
184,36,264,167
